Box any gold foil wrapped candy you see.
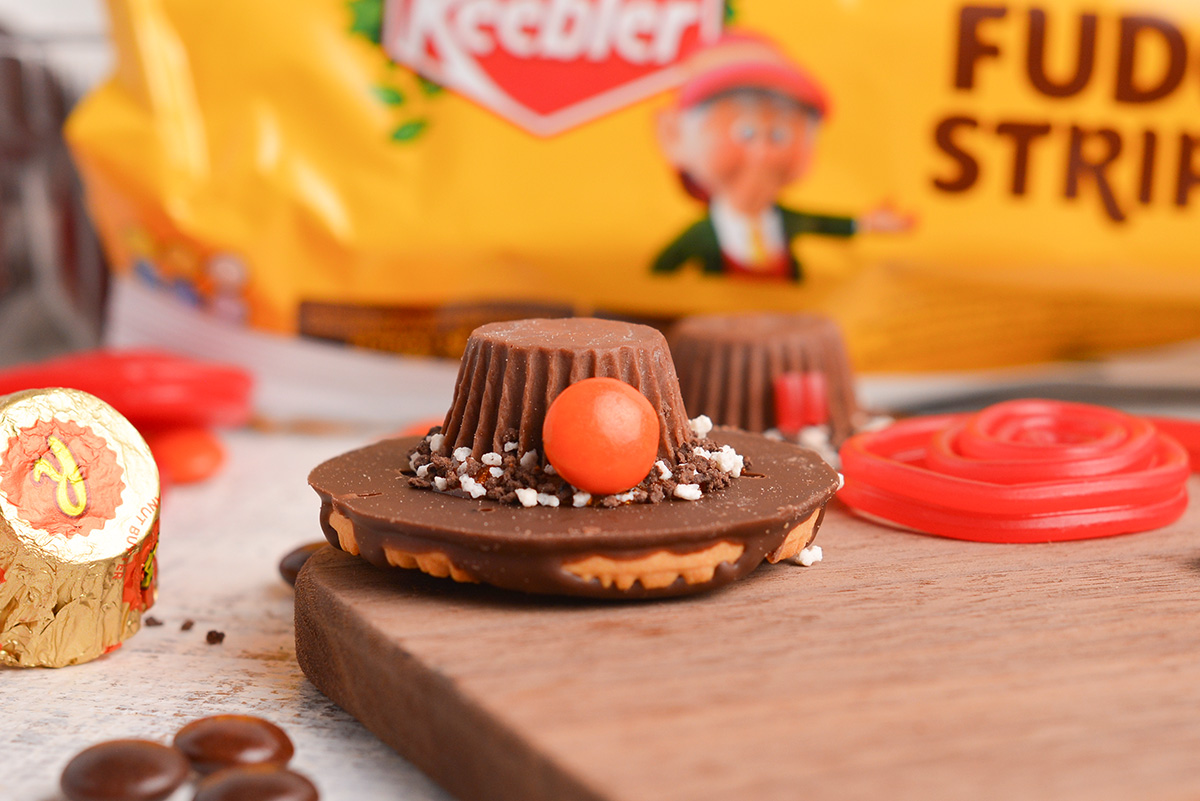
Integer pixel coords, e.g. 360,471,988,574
0,388,160,667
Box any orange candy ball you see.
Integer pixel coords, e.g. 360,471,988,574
143,426,225,487
399,416,446,437
542,378,661,496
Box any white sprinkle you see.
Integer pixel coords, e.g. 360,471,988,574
712,445,744,477
536,493,560,507
799,425,841,469
612,491,636,504
408,452,420,471
797,545,823,567
693,446,712,460
514,488,538,507
763,428,785,441
429,433,445,454
416,464,430,478
453,446,472,463
489,467,504,478
572,492,592,508
654,460,672,480
433,476,448,492
673,483,702,501
481,452,502,466
460,475,487,499
503,441,519,452
520,450,539,469
544,464,557,475
799,426,830,451
457,461,473,475
836,472,845,491
689,415,713,438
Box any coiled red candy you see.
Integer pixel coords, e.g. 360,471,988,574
838,399,1190,543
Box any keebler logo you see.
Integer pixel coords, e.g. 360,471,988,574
0,418,125,538
382,0,724,136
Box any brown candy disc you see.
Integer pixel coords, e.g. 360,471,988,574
193,766,319,801
279,542,326,586
61,739,188,801
173,715,294,775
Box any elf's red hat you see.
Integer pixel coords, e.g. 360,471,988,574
677,32,830,118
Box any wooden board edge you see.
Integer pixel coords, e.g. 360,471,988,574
293,548,609,801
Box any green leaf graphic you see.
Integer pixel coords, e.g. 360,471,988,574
391,120,428,142
417,75,445,96
724,0,738,23
372,85,406,105
348,0,383,44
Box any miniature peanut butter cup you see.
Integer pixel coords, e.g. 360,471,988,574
440,317,690,460
669,312,859,444
308,317,840,598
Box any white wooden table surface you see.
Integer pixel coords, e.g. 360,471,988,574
3,428,455,801
7,338,1200,801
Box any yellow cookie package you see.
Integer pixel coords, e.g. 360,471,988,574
67,0,1200,372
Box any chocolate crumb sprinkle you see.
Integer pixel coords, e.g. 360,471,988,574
407,423,746,508
206,630,225,645
143,616,163,627
181,619,195,631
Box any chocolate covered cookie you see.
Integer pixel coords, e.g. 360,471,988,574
310,429,836,598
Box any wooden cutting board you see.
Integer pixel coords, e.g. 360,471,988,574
294,492,1200,801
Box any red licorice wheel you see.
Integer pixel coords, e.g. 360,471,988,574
1147,416,1200,468
837,399,1190,543
0,349,252,429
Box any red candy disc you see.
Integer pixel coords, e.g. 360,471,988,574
838,399,1190,543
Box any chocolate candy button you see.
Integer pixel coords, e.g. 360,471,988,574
61,739,188,801
278,542,326,586
173,715,294,775
193,766,319,801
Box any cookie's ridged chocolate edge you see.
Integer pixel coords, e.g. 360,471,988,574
317,501,827,599
439,318,692,461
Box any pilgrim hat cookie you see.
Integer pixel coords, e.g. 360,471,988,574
308,318,840,598
669,312,863,462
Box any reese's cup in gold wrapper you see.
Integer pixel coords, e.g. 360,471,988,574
0,388,160,668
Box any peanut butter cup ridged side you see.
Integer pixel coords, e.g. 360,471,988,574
669,312,859,444
439,318,691,461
